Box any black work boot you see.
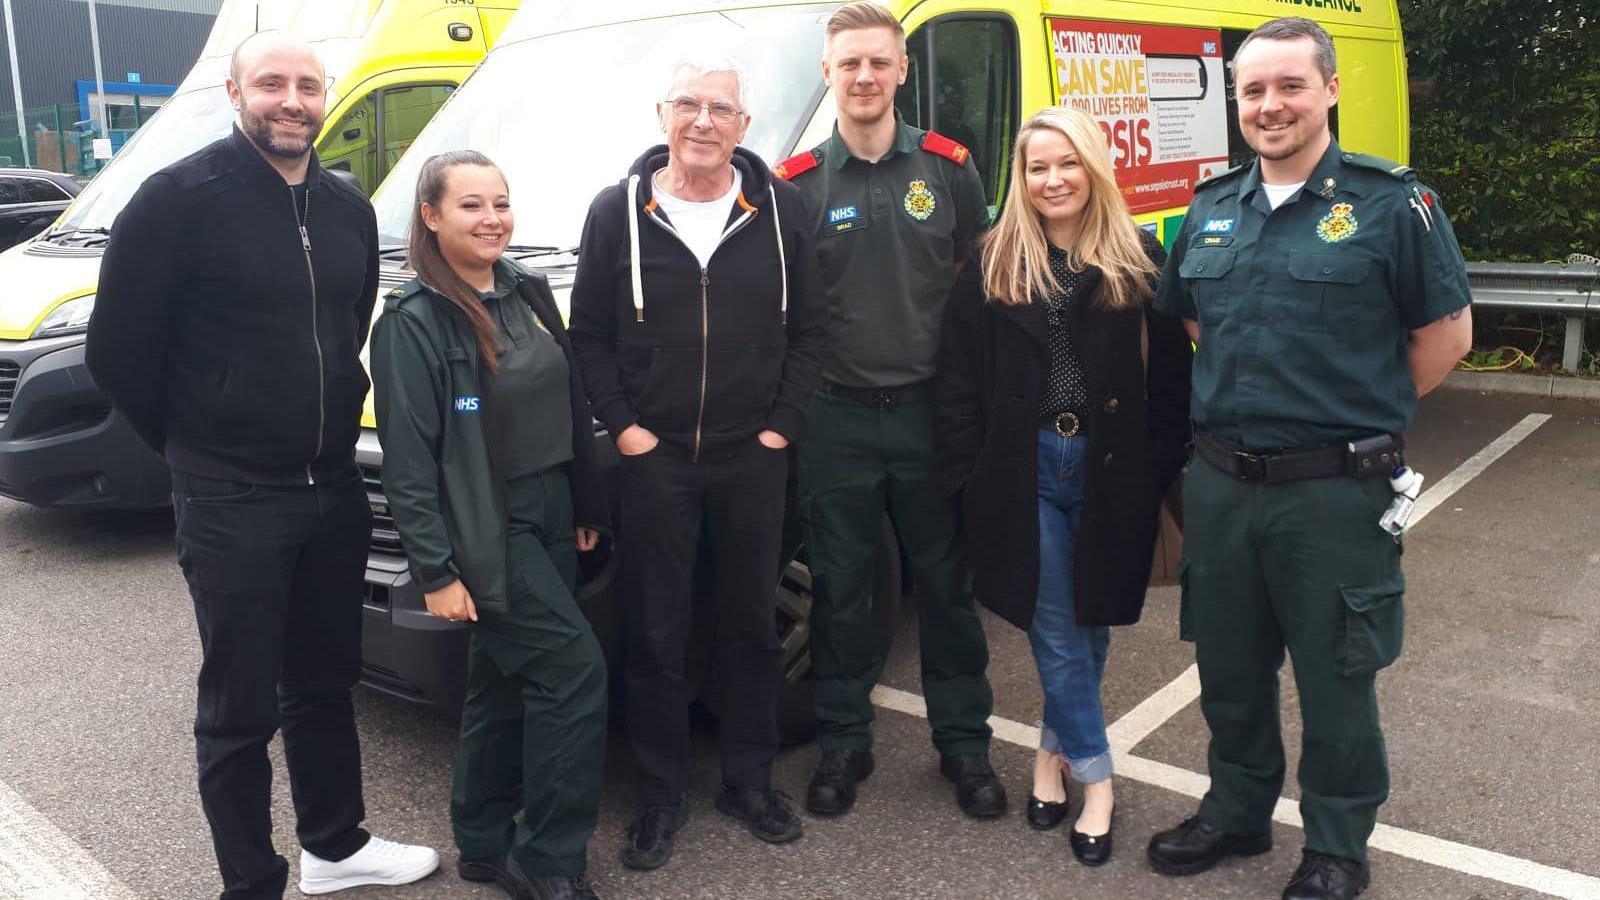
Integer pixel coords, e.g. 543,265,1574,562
806,749,875,815
618,806,687,871
465,855,602,900
714,785,804,844
1282,849,1371,900
938,754,1008,819
1147,815,1274,876
458,856,521,897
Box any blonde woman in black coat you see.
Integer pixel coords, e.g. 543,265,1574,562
934,106,1192,866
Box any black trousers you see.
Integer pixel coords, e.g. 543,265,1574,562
172,469,372,900
619,440,787,809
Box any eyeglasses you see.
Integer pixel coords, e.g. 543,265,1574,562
666,96,743,125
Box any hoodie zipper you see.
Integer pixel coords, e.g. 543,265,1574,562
290,184,323,485
643,203,758,461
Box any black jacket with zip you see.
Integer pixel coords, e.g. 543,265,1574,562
568,145,826,455
87,127,379,485
371,262,608,612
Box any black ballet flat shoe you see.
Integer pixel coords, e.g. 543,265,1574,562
1070,804,1115,867
1026,774,1070,831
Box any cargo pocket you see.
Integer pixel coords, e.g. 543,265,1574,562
1336,572,1405,676
1177,558,1196,642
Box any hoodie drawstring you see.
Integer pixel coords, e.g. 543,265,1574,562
627,173,646,322
769,183,788,324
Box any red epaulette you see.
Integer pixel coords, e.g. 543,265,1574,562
921,131,971,166
773,150,820,181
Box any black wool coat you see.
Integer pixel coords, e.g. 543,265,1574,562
934,231,1192,629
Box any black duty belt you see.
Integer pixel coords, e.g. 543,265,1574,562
820,380,933,409
1194,430,1403,483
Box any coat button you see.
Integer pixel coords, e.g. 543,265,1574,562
1322,266,1333,275
1195,263,1206,272
1105,397,1119,413
1103,452,1114,467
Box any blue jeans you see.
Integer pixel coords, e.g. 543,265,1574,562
1030,429,1113,784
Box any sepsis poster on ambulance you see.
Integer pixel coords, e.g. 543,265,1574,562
1049,18,1230,214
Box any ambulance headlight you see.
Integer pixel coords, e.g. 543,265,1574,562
33,294,96,339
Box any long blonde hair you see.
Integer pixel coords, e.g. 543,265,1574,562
981,106,1155,309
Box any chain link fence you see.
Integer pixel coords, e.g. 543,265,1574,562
0,99,156,178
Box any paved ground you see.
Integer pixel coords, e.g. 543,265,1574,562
1,386,1597,899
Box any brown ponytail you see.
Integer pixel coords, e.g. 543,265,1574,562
408,150,505,373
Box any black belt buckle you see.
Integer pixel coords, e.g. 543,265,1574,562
1232,450,1269,482
871,390,897,410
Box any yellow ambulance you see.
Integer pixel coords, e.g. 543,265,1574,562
0,0,518,509
356,0,1408,719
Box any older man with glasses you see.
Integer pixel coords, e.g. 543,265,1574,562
569,52,826,872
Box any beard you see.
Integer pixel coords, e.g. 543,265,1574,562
238,105,321,159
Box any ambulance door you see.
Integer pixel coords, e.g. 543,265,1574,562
319,83,456,194
893,11,1022,216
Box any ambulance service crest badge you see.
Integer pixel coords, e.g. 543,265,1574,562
1316,203,1358,243
904,179,936,220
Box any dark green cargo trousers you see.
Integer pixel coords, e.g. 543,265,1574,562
451,468,607,877
1181,457,1406,864
798,385,993,756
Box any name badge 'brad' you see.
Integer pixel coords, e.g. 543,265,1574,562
826,204,863,235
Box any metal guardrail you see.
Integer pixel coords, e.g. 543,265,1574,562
1467,258,1599,371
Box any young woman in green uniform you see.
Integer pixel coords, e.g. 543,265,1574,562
371,151,610,900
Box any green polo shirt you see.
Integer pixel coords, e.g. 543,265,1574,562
790,115,988,388
480,261,574,479
1154,140,1472,450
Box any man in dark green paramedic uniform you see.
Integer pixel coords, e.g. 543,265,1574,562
1145,17,1472,900
776,1,1002,820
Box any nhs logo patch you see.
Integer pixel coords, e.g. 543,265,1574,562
1201,218,1235,235
454,396,481,413
826,204,864,235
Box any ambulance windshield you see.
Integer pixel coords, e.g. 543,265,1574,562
48,85,235,236
372,5,834,251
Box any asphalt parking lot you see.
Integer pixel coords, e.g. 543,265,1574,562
1,385,1597,900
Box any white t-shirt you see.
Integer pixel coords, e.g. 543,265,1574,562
1263,181,1305,210
653,168,742,268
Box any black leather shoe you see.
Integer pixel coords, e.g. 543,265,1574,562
619,806,687,871
1282,850,1370,899
714,785,804,844
938,754,1008,819
464,855,602,900
1147,816,1273,876
458,856,521,897
519,874,601,900
807,749,875,815
1025,773,1070,831
1069,803,1114,867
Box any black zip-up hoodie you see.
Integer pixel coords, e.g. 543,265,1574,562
568,145,826,457
87,127,379,485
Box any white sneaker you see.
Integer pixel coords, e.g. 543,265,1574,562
298,835,440,894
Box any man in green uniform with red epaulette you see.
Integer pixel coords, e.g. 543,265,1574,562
776,1,1003,820
1145,18,1473,900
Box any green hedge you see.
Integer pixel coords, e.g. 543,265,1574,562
1398,0,1599,263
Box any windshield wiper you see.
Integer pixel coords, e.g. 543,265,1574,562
507,244,578,260
41,225,111,244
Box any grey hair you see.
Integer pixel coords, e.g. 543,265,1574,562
1236,17,1338,83
665,51,752,113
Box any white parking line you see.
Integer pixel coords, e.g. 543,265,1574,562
1409,413,1552,523
870,684,1600,899
1102,411,1557,757
0,780,140,900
